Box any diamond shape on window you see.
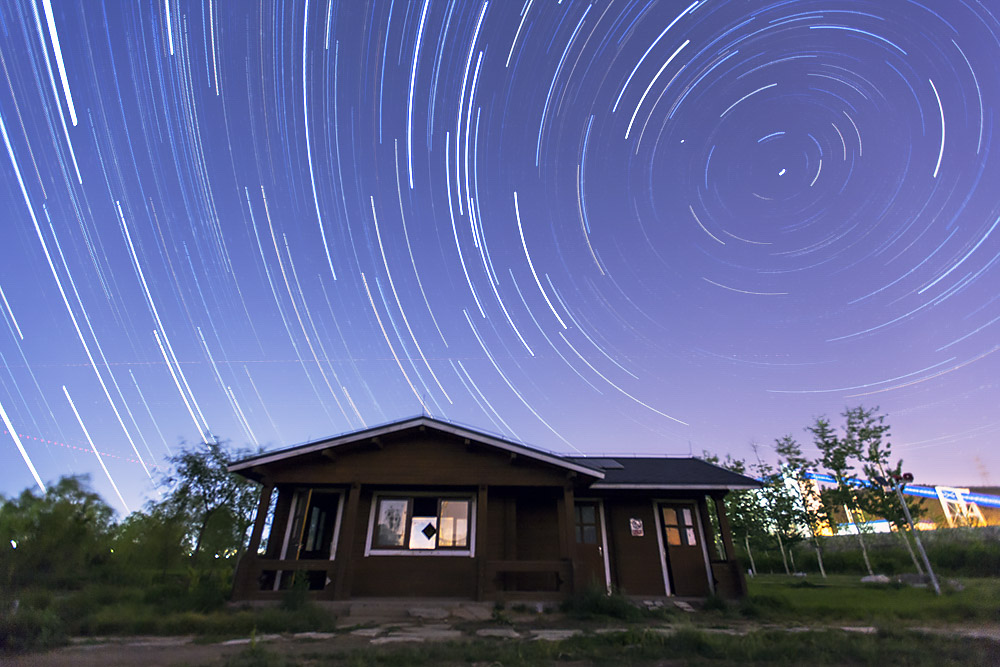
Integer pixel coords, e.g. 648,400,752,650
421,523,437,539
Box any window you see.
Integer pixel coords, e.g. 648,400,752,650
575,503,599,544
369,495,472,554
661,505,698,547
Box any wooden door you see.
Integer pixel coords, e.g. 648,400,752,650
659,503,710,596
574,501,607,590
288,490,340,590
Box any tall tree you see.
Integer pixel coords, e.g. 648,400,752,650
155,439,260,563
752,457,803,574
808,415,874,575
774,434,829,577
0,475,115,589
844,406,928,575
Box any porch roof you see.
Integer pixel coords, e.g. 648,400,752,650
567,456,760,490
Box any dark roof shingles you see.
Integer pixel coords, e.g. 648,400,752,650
568,456,759,488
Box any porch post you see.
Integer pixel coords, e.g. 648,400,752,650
475,484,489,600
559,483,576,594
247,483,274,556
713,495,738,561
714,494,747,596
233,482,273,599
332,482,361,600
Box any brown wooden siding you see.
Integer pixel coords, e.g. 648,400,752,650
263,434,574,487
605,497,666,596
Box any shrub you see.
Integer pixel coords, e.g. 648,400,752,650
0,606,66,653
560,586,644,622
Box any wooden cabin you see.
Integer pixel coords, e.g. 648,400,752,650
229,416,758,602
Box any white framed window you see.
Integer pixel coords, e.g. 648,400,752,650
365,493,475,556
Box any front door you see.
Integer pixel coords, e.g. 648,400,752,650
574,501,607,590
659,502,710,596
284,490,341,590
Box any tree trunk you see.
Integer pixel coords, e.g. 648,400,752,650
813,538,827,578
745,534,757,576
776,532,790,575
896,525,924,575
844,504,873,576
789,544,798,573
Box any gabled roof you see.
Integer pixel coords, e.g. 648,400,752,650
229,415,605,480
567,456,760,490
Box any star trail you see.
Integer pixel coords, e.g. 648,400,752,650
1,0,999,511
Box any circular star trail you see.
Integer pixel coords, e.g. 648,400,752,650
1,0,998,509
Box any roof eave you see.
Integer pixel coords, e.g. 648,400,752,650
589,483,762,491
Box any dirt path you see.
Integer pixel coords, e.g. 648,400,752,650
10,622,1000,666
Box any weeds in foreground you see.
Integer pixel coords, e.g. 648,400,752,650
559,586,648,622
289,628,995,667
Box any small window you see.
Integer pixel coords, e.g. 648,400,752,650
661,504,698,547
375,499,409,548
575,502,599,544
370,495,471,553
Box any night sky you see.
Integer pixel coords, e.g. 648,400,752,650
1,0,998,513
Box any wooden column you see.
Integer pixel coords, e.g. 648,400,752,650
475,484,489,600
247,483,274,556
233,482,273,599
713,495,738,561
714,494,747,597
332,482,361,600
559,482,577,594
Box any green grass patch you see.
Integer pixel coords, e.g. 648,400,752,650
741,574,1000,624
278,628,997,666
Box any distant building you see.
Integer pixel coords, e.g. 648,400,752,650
228,416,759,601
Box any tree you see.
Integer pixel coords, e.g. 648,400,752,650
0,475,115,590
844,406,928,575
702,453,768,576
774,434,829,577
808,414,874,576
154,439,261,564
111,505,189,581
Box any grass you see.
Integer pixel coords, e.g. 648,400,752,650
6,575,1000,662
237,627,999,666
737,574,1000,624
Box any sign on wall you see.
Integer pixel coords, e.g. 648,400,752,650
629,518,644,537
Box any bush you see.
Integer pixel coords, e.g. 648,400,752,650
560,586,645,622
0,606,66,653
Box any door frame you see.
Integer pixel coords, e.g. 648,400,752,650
574,498,611,592
652,499,715,596
275,488,345,590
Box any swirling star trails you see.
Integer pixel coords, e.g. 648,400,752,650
514,192,567,329
63,386,130,513
0,396,45,492
929,78,946,178
463,310,578,451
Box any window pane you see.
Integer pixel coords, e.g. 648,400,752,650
580,505,596,524
438,500,469,547
409,516,438,549
662,507,678,526
375,499,409,547
413,497,437,516
682,508,693,526
685,527,698,545
665,526,681,546
304,508,322,551
582,525,597,544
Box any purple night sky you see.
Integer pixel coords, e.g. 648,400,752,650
1,0,998,513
